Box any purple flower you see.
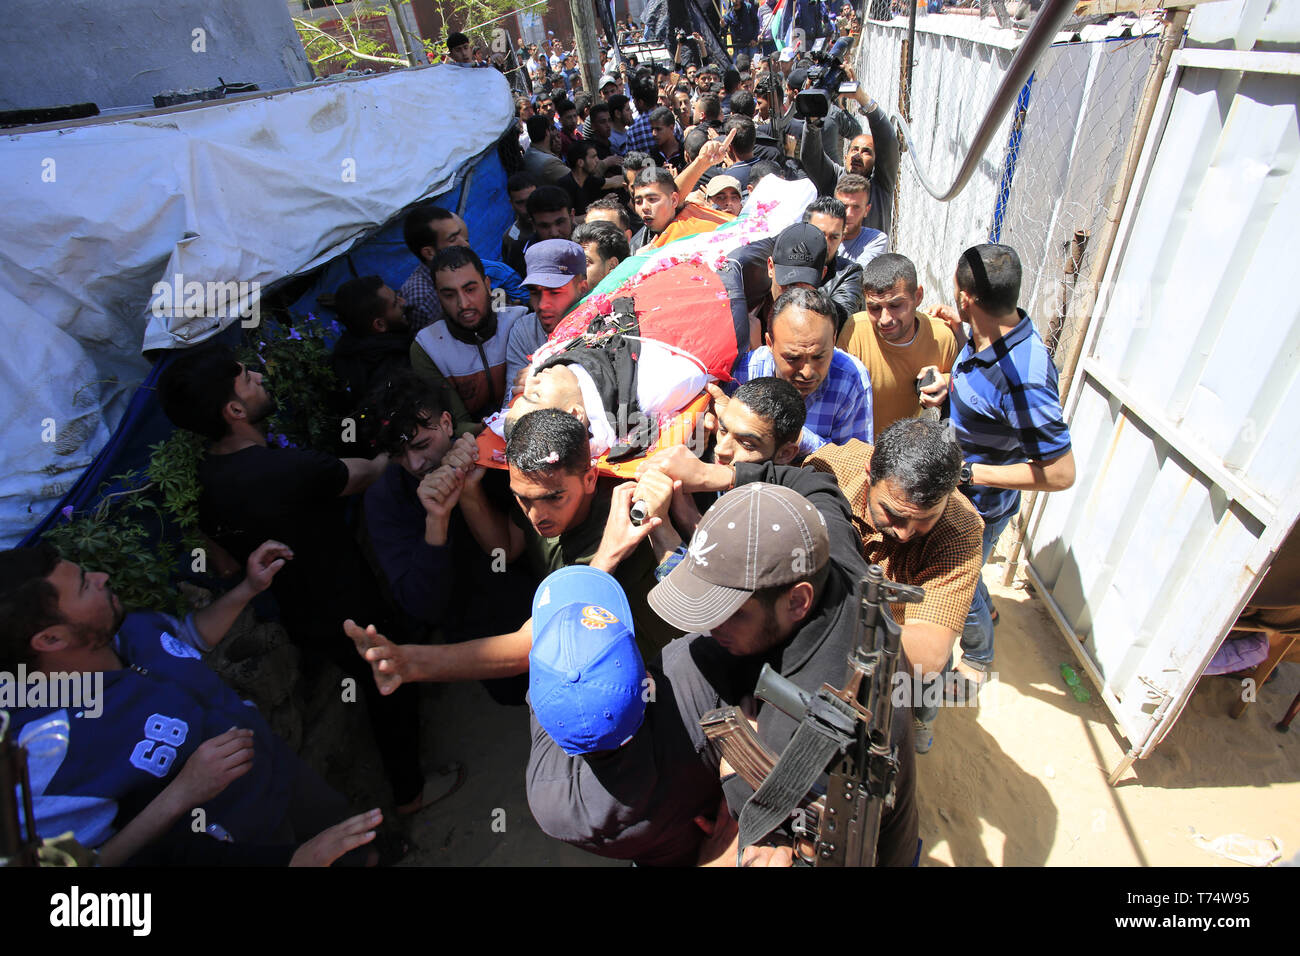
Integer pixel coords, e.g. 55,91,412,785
270,433,289,448
60,505,74,521
287,328,303,342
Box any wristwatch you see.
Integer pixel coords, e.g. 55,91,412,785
959,462,974,488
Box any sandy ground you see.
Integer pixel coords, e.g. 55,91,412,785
916,561,1300,867
259,563,1297,868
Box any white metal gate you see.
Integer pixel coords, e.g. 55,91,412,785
1021,0,1300,782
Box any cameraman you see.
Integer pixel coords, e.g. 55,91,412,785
799,64,899,235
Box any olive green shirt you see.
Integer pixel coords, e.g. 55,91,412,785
513,480,682,661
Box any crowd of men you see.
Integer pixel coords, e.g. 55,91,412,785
0,27,1075,868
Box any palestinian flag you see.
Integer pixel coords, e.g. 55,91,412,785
770,0,797,52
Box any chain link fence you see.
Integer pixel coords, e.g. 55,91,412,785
852,12,1163,371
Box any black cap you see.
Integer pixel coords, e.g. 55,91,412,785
787,68,809,90
771,222,827,288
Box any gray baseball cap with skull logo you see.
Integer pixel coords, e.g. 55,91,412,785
647,482,830,633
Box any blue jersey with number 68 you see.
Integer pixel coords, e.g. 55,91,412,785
12,611,293,850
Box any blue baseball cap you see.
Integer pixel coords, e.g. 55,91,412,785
529,566,646,757
523,239,586,289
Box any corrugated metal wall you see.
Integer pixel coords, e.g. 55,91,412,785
1022,0,1300,770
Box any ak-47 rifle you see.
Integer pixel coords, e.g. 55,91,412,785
700,564,924,865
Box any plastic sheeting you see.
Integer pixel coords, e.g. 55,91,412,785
0,65,515,547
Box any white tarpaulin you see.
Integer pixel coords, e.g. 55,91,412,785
0,65,515,546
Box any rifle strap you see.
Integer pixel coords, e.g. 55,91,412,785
736,696,856,864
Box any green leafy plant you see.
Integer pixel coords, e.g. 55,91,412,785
42,430,206,616
238,318,345,453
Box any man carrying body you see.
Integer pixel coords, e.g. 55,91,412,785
410,245,532,430
629,152,734,253
360,373,531,703
399,204,527,331
837,253,957,437
504,239,589,406
724,220,860,348
156,344,425,814
666,376,807,541
732,286,873,457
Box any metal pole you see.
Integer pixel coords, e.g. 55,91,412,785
570,0,605,96
894,0,1075,202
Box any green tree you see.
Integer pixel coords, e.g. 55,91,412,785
294,0,547,73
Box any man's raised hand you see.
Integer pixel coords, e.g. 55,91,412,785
344,620,413,696
698,127,737,168
590,481,660,574
916,365,950,408
636,443,726,492
418,465,465,515
443,433,480,475
245,540,292,594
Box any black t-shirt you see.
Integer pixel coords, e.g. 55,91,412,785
525,637,724,866
651,148,687,176
198,445,389,643
558,171,608,218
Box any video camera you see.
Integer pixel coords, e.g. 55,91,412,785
793,36,856,121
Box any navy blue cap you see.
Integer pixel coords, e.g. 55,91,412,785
523,239,587,289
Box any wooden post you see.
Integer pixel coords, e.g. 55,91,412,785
570,0,604,98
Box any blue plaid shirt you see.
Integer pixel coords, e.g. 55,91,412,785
627,113,656,154
732,347,873,455
950,311,1072,524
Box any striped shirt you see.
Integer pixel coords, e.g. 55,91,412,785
949,311,1071,524
805,440,986,634
732,347,873,455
